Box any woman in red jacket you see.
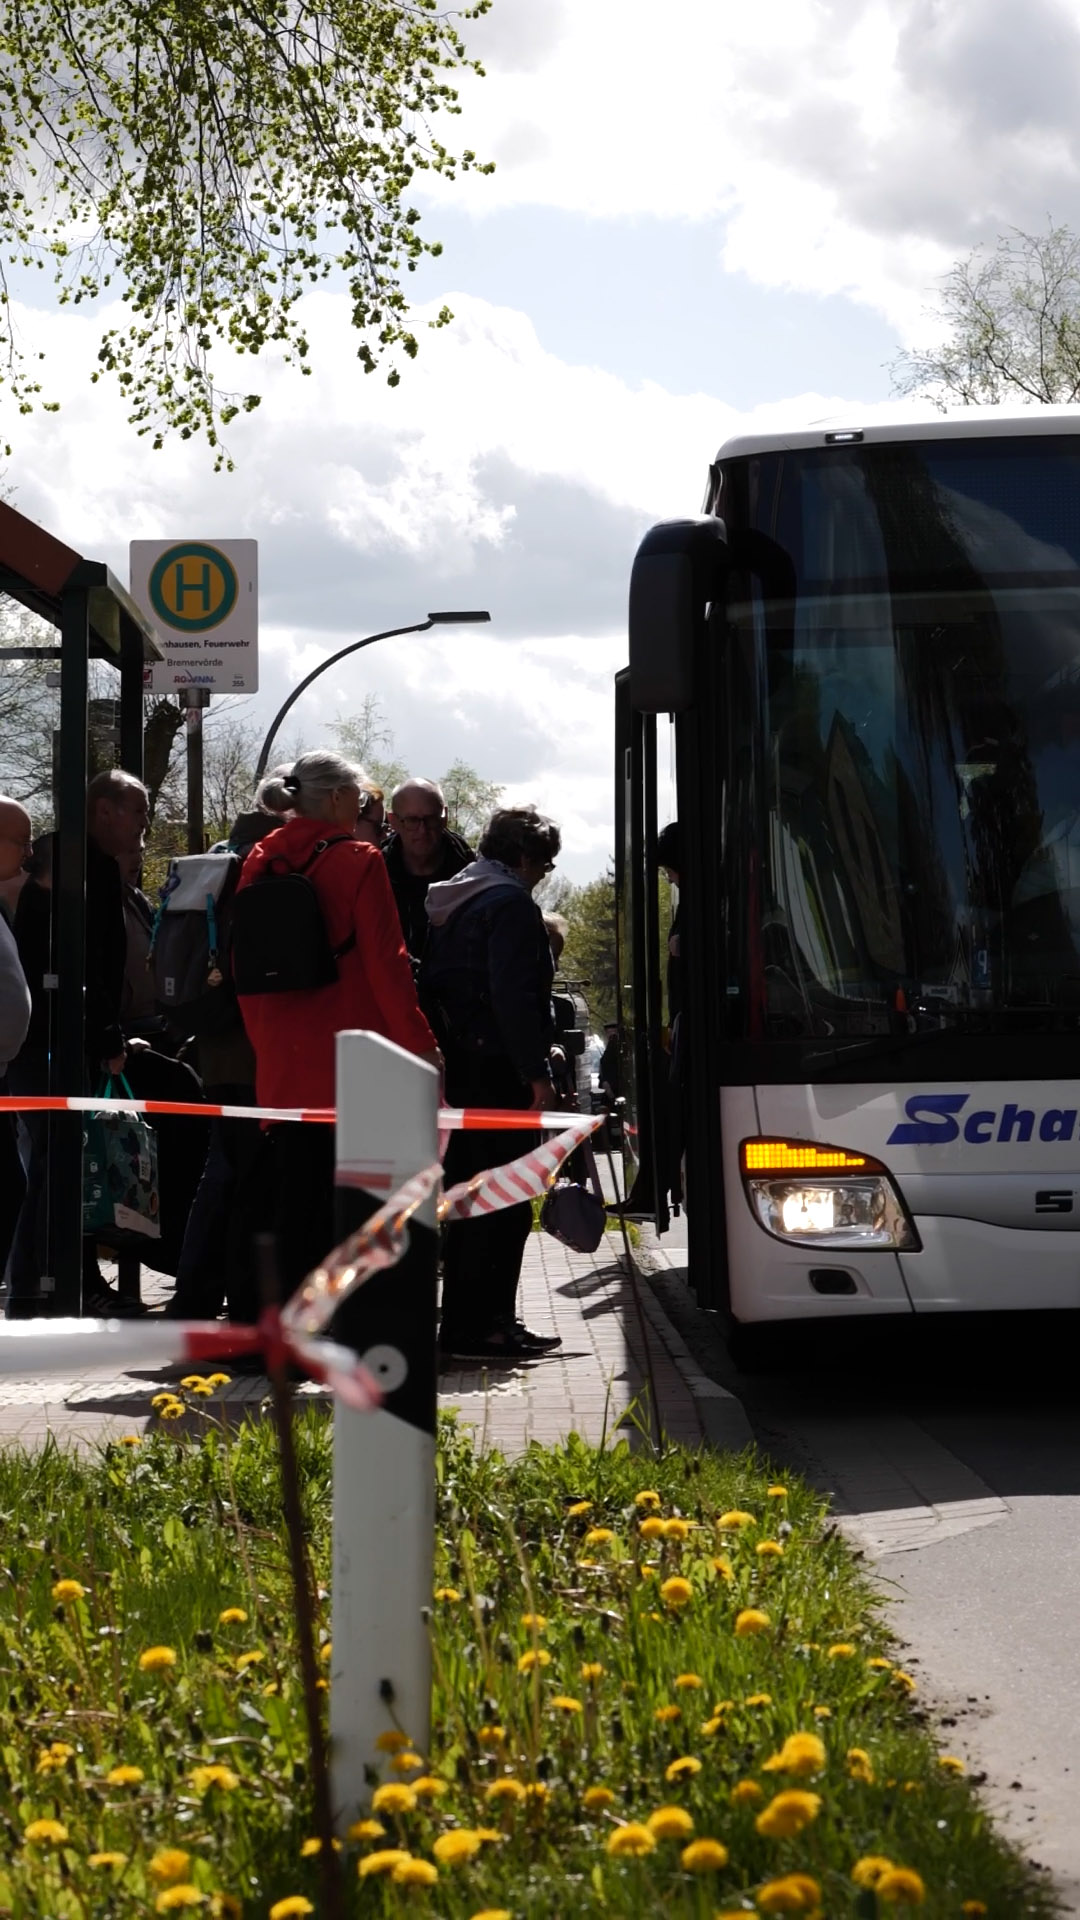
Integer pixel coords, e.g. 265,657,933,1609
237,750,439,1293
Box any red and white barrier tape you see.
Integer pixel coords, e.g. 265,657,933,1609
0,1095,587,1133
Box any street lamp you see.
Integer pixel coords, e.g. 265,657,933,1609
252,610,491,786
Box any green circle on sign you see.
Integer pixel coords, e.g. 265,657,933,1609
148,543,239,633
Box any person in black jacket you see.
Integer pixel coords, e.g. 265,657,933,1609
383,778,473,963
423,806,562,1361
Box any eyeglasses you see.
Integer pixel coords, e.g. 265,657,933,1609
544,860,556,872
395,813,443,830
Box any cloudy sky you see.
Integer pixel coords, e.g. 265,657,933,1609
7,0,1080,878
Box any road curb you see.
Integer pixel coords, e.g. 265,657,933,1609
632,1260,755,1452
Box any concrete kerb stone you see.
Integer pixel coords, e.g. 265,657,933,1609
630,1262,755,1453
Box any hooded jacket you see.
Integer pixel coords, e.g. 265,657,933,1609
236,816,436,1108
422,859,554,1084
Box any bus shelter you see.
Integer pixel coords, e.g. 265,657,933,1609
0,502,163,1310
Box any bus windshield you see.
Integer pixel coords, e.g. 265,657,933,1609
727,437,1080,1040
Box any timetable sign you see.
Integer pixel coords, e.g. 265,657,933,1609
131,539,258,693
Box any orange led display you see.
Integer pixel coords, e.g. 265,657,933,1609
741,1139,877,1174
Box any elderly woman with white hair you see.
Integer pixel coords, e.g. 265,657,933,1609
236,750,440,1293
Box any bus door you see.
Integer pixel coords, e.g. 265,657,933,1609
614,668,669,1231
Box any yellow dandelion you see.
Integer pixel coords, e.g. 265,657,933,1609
119,1431,144,1442
155,1890,205,1913
371,1782,417,1815
813,1706,832,1720
732,1779,765,1805
51,1578,86,1603
24,1819,69,1845
852,1858,895,1889
876,1867,927,1906
634,1489,661,1508
761,1732,826,1778
660,1575,693,1610
757,1873,822,1913
149,1849,192,1883
520,1612,547,1632
391,1750,424,1774
654,1704,682,1723
188,1383,213,1397
550,1694,582,1713
567,1500,593,1517
939,1754,965,1775
606,1823,656,1857
756,1540,784,1560
893,1670,918,1693
681,1838,729,1872
139,1645,178,1673
517,1649,551,1673
718,1913,761,1920
524,1782,548,1803
393,1858,438,1887
434,1586,461,1603
640,1565,658,1579
712,1555,734,1582
961,1905,989,1917
647,1805,695,1841
469,1913,513,1920
581,1661,604,1682
735,1608,771,1637
639,1516,665,1539
89,1852,129,1868
867,1656,893,1671
674,1672,703,1689
158,1404,184,1421
347,1819,386,1841
754,1789,822,1838
235,1650,265,1670
152,1392,182,1411
218,1607,248,1626
106,1764,145,1786
299,1837,341,1856
433,1829,483,1865
717,1509,756,1529
358,1849,412,1877
206,1373,231,1387
745,1692,773,1708
666,1755,702,1782
190,1763,239,1793
413,1775,450,1799
583,1526,615,1547
270,1903,315,1920
702,1716,725,1737
180,1374,208,1390
477,1726,505,1746
767,1485,788,1499
375,1730,412,1753
663,1516,691,1540
827,1642,856,1659
485,1778,527,1804
583,1785,615,1810
847,1748,875,1784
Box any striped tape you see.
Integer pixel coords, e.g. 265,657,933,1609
0,1095,591,1133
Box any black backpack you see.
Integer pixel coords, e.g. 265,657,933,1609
151,851,245,1041
230,837,356,994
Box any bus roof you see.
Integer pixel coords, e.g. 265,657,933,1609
716,401,1080,462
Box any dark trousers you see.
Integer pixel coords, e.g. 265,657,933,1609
224,1122,337,1322
0,1097,26,1284
169,1085,263,1321
440,1052,536,1341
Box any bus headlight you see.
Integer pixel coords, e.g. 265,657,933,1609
740,1140,919,1251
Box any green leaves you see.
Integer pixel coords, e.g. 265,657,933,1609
0,0,493,462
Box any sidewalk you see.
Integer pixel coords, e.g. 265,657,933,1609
0,1230,749,1455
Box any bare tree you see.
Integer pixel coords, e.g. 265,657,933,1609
893,224,1080,407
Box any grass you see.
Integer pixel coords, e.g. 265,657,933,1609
0,1398,1056,1919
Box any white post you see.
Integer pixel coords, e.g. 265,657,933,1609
330,1031,440,1825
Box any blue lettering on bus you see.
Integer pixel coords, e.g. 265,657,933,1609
886,1095,1080,1146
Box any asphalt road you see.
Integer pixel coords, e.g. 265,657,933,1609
646,1217,1080,1914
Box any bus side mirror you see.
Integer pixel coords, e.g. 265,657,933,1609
628,516,728,712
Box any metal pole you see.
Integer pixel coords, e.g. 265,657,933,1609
180,688,210,854
119,615,144,781
253,623,433,788
330,1031,439,1825
50,586,90,1313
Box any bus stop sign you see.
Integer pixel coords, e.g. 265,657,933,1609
131,538,258,693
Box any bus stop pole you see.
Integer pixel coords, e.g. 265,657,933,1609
179,688,209,854
329,1032,440,1824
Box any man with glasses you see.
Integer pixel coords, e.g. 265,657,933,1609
383,777,473,963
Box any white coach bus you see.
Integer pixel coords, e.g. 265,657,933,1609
618,406,1080,1342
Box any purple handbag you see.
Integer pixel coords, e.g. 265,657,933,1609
540,1142,607,1254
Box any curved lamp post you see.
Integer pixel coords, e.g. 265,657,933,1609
253,610,491,787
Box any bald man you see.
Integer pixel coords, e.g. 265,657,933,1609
0,797,32,923
383,777,474,963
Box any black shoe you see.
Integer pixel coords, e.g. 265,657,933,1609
511,1321,562,1353
440,1325,560,1361
83,1284,150,1319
